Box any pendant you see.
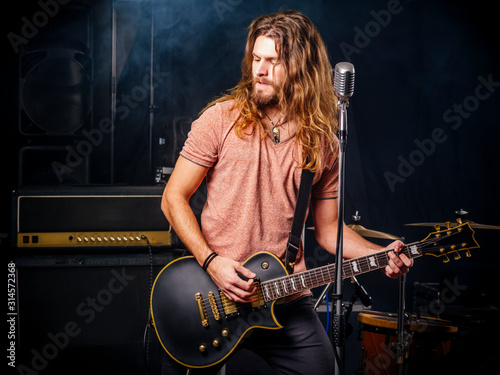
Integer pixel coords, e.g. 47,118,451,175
272,126,280,143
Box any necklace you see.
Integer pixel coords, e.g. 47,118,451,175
265,113,288,144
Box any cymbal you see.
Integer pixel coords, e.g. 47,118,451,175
348,224,402,240
307,225,401,240
405,221,500,230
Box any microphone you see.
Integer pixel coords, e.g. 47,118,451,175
352,276,372,307
333,62,355,102
333,62,354,145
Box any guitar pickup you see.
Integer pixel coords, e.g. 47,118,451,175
219,279,265,319
219,291,239,319
251,279,266,310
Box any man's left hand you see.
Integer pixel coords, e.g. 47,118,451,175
384,240,413,279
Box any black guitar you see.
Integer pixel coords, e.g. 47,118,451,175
150,222,479,368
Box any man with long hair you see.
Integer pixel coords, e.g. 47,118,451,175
161,10,412,374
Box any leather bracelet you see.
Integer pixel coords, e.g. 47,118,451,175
202,252,218,272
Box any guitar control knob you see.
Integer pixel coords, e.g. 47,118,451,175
212,338,220,347
199,344,207,352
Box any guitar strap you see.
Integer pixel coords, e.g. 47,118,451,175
285,168,315,274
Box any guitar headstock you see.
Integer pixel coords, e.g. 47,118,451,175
420,222,480,262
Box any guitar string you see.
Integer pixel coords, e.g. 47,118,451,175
339,233,460,278
290,232,458,294
208,236,454,306
259,231,465,298
199,229,467,318
287,232,462,297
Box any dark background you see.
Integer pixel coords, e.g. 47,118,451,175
2,0,499,374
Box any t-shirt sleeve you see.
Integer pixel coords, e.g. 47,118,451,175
179,104,222,168
311,147,339,200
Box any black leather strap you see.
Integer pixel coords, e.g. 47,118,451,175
285,168,315,274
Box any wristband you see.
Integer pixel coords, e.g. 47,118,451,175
202,252,218,272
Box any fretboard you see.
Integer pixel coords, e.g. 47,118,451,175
260,243,423,302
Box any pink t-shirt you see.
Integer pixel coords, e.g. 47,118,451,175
180,100,338,279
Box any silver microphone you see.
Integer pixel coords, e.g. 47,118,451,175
333,62,355,102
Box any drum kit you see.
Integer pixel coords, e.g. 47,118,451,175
310,209,499,375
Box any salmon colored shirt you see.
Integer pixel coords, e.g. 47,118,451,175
180,100,338,299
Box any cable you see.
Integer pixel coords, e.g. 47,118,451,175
325,293,330,333
142,234,154,375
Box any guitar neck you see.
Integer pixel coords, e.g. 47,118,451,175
260,243,422,302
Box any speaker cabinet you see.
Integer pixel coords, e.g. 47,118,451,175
18,5,93,137
14,253,178,375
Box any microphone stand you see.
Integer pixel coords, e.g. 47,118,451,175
331,96,349,375
314,62,354,374
395,274,409,375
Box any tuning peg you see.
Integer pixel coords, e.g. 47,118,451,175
465,250,472,258
454,253,461,260
434,224,441,231
445,221,451,229
442,255,450,263
456,218,463,224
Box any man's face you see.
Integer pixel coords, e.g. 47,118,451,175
251,35,285,108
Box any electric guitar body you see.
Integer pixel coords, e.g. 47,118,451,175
150,252,287,368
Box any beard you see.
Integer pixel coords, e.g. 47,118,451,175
251,78,279,109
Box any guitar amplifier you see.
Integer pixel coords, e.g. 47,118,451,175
12,186,172,249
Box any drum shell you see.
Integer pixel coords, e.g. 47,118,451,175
358,313,457,375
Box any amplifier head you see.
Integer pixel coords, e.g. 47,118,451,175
12,186,172,249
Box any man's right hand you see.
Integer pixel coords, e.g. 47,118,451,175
206,255,257,303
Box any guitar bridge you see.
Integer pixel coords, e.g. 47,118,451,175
208,291,221,321
195,293,209,327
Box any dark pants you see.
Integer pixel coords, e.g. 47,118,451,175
160,296,336,375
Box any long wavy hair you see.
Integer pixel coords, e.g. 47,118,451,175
203,10,338,171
